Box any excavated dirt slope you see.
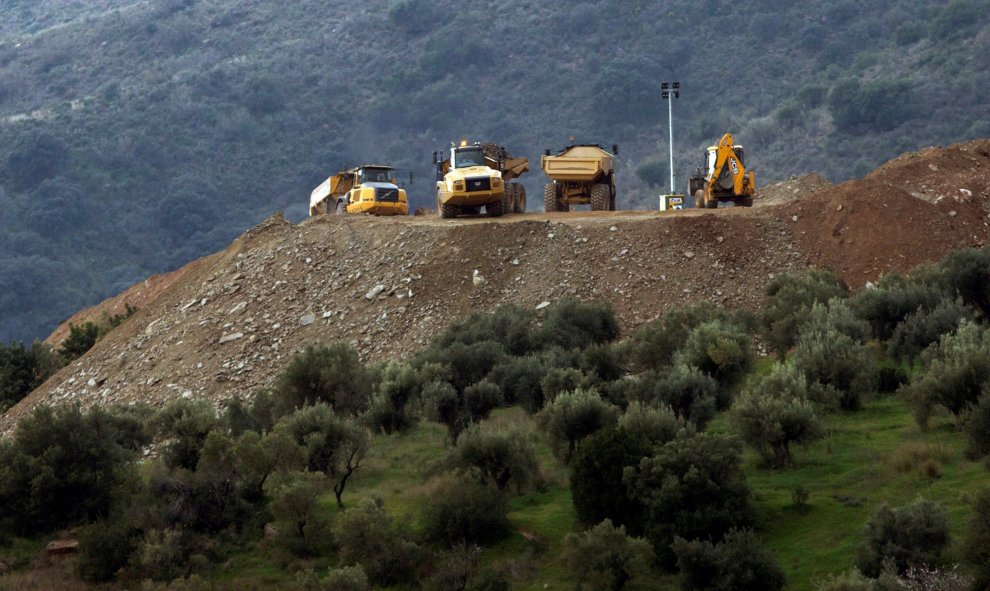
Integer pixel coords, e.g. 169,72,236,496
3,140,989,430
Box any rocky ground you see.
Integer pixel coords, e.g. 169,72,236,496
4,139,989,431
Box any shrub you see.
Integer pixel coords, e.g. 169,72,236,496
580,343,624,383
562,519,654,591
275,403,369,507
537,299,620,350
77,519,140,583
624,432,754,564
0,341,62,411
224,390,275,436
273,342,372,416
420,341,506,393
488,354,546,412
422,478,510,547
965,390,990,460
887,299,971,362
792,326,878,411
618,402,683,445
364,362,427,434
323,566,370,591
432,305,536,356
537,388,619,462
731,364,825,467
638,364,723,429
828,78,916,132
856,498,950,577
58,321,101,361
570,427,654,531
674,320,753,391
464,380,504,422
673,529,786,591
761,270,848,359
540,367,593,403
908,321,990,429
428,545,480,591
936,246,990,318
798,299,871,344
850,276,944,341
335,498,421,587
963,489,990,587
813,569,874,591
268,474,333,557
451,423,539,492
156,399,222,470
0,405,140,534
623,302,728,372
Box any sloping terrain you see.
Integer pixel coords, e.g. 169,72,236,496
3,140,989,431
2,0,989,343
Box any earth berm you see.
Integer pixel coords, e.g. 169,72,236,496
4,139,989,431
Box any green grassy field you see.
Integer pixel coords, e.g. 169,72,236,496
4,393,982,590
204,394,987,590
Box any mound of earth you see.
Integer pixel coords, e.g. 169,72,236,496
756,173,834,207
4,139,989,430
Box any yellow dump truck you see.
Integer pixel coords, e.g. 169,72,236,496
433,142,529,219
541,144,618,212
309,165,408,217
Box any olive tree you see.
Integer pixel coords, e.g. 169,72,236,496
731,364,825,467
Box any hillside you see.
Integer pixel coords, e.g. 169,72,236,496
4,138,988,431
1,0,990,342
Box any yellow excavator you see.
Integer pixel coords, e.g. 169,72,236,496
309,165,408,216
688,133,755,208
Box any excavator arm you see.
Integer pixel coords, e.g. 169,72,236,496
706,133,755,200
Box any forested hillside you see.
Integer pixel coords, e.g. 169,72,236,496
1,0,989,342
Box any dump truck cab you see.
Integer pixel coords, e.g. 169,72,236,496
434,142,506,219
309,165,408,217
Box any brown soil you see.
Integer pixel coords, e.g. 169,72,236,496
5,139,989,431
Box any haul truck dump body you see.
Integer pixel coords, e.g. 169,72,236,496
309,165,408,217
541,144,618,212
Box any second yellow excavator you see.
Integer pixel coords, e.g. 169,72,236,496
688,133,756,208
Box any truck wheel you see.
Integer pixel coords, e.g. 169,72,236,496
502,185,514,214
487,197,504,217
515,185,527,213
590,183,609,211
335,200,346,214
544,183,558,212
438,192,457,219
737,196,754,207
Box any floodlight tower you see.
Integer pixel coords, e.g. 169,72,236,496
659,82,683,211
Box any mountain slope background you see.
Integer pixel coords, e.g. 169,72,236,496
1,0,989,342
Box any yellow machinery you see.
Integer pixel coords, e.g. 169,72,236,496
541,144,618,212
688,133,755,208
309,165,408,217
433,141,529,219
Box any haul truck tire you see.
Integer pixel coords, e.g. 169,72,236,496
438,192,458,219
544,183,558,212
515,185,527,213
335,200,346,214
502,185,514,214
590,183,610,211
487,196,504,217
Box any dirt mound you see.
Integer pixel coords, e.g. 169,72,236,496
756,173,834,207
867,139,990,215
5,140,990,431
783,176,987,286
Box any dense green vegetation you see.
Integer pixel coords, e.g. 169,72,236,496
1,246,989,590
1,0,989,342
